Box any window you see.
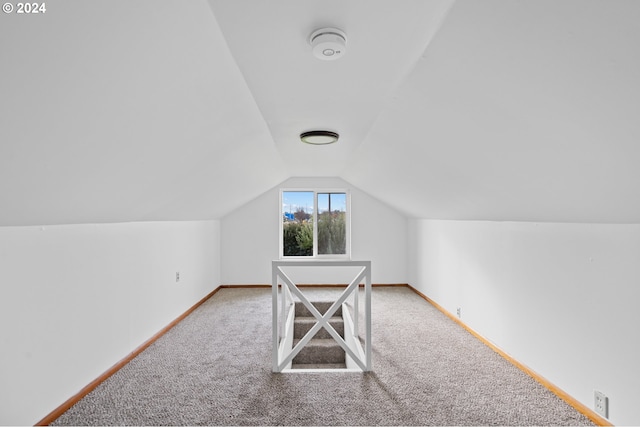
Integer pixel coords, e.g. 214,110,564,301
280,189,350,258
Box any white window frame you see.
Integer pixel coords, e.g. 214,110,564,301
279,188,351,260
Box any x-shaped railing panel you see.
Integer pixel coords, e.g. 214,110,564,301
272,260,371,372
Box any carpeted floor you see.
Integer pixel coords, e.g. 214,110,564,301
53,287,595,426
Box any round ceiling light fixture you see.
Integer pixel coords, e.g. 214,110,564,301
300,130,339,145
309,28,347,60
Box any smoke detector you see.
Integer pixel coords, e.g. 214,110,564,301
309,28,347,60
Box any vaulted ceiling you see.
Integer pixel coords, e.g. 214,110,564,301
1,0,639,226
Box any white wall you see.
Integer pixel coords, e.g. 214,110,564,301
0,220,220,426
221,177,408,285
408,219,640,426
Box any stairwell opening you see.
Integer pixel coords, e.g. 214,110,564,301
272,260,372,373
291,301,347,370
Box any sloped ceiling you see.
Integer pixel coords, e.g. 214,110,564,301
0,0,288,225
343,0,640,223
1,0,639,226
207,0,454,177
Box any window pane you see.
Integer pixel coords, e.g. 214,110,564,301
317,193,346,255
282,191,314,256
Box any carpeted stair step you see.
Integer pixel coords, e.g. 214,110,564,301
294,301,342,318
294,316,344,339
292,338,346,365
291,363,346,369
291,301,346,368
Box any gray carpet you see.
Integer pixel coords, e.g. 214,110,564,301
52,287,595,426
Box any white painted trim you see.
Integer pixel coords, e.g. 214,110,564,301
277,303,295,371
280,369,363,374
343,304,366,370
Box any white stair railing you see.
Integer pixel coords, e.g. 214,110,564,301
272,260,372,373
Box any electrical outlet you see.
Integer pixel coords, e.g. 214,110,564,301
594,390,608,418
176,272,180,283
456,307,461,318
